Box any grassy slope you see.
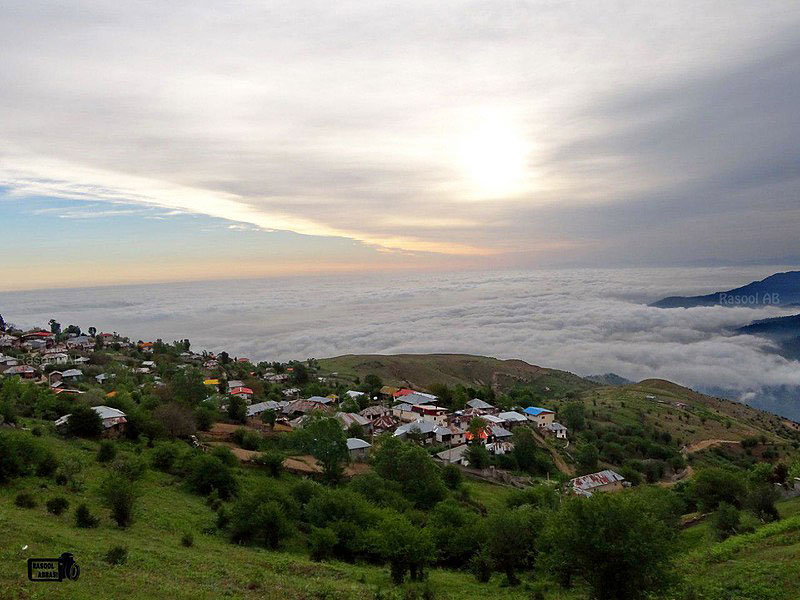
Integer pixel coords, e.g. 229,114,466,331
0,432,533,600
319,353,596,397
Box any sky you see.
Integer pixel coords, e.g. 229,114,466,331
2,2,800,290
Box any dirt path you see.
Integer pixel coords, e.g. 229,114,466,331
683,439,740,454
531,428,575,476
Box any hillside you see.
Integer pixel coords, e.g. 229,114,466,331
651,270,800,308
737,313,800,360
318,353,597,397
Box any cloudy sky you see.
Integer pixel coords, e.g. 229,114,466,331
2,2,800,290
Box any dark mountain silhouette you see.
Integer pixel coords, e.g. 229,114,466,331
651,271,800,308
585,373,633,386
737,313,800,360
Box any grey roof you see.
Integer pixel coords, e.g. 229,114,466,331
247,401,281,417
547,422,568,431
482,414,505,424
569,470,625,495
467,398,494,410
394,419,450,437
335,412,371,428
401,392,438,405
436,445,468,463
61,369,82,377
346,390,365,398
307,395,333,404
393,402,414,411
346,438,371,450
491,425,513,438
498,411,527,422
359,405,389,417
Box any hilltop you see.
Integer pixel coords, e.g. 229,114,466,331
737,313,800,360
651,270,800,308
318,353,597,397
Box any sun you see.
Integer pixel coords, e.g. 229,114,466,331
458,118,529,199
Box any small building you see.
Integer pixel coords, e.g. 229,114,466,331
335,412,372,434
247,400,282,418
345,390,366,401
466,398,495,412
522,406,556,428
359,404,391,421
379,386,400,401
392,402,418,423
230,387,254,401
394,419,452,445
346,438,371,462
436,444,469,466
307,395,334,406
42,352,69,366
545,422,568,439
569,470,625,497
497,411,529,427
55,405,128,437
2,365,36,378
371,414,397,434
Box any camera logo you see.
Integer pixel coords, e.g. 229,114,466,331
27,552,80,582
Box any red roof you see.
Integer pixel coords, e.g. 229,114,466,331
24,331,54,338
230,387,253,395
393,388,416,398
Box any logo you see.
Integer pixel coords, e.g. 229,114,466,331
27,552,80,582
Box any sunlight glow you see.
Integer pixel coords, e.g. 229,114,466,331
459,117,529,199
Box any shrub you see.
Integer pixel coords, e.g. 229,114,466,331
101,473,138,528
181,532,194,547
66,404,103,438
151,441,185,473
0,430,49,482
231,428,262,451
57,455,87,491
36,452,59,478
441,464,462,490
712,502,741,541
185,454,238,499
14,493,37,508
469,547,493,583
229,493,292,549
97,440,117,463
75,504,100,528
211,446,238,467
31,425,44,437
254,451,283,477
46,496,70,516
309,526,338,561
105,545,128,566
109,455,147,481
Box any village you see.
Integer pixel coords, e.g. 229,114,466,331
0,317,625,498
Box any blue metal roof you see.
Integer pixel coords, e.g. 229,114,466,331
522,406,553,416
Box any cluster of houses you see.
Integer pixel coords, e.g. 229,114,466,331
2,322,628,494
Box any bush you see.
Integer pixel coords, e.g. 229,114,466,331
109,455,148,481
229,492,293,549
31,425,44,437
254,451,283,477
46,496,70,516
97,440,117,463
469,547,493,583
0,430,49,482
101,473,138,528
14,493,37,508
181,532,194,547
151,441,185,473
712,502,741,540
211,446,238,467
441,464,462,490
185,454,238,499
75,503,100,528
57,455,86,491
66,404,103,438
231,428,262,451
309,526,338,561
36,453,59,478
105,545,128,566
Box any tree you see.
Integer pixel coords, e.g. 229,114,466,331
441,464,463,490
88,326,97,337
301,417,349,483
169,369,207,405
66,404,103,438
227,396,247,423
693,468,747,512
711,502,741,540
466,444,491,469
377,513,435,584
0,314,5,331
49,319,61,335
229,490,293,549
373,437,447,509
575,443,599,472
185,454,238,499
560,402,585,431
291,363,309,385
260,409,277,427
541,493,677,600
101,473,138,527
154,402,197,438
486,507,542,585
428,499,483,567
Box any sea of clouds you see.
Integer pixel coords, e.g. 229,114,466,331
3,267,800,414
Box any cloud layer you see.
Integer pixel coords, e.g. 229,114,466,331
3,267,800,404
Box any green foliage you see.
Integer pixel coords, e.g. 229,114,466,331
229,488,294,548
46,496,70,516
465,444,491,469
185,454,238,499
372,437,447,509
66,404,103,438
485,507,543,585
309,526,338,561
560,402,586,431
0,430,52,482
56,455,87,491
576,442,599,472
151,441,186,473
376,513,435,584
227,396,247,423
712,502,741,541
14,492,37,508
210,446,238,467
97,440,117,463
441,464,463,490
428,499,484,567
299,417,349,483
105,545,128,566
253,450,283,477
693,468,747,512
231,427,262,451
101,472,138,527
540,492,678,600
181,532,194,547
75,503,100,528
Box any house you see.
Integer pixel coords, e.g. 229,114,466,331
345,390,366,401
569,470,625,497
497,411,528,427
307,395,334,406
227,379,245,391
412,404,449,425
283,399,332,417
55,405,128,437
229,387,254,401
522,406,556,428
73,357,91,365
371,414,397,433
42,352,69,366
447,423,467,446
95,373,111,383
141,360,156,369
0,334,18,348
466,398,495,412
359,404,391,421
402,392,438,405
282,387,301,398
2,365,36,378
0,355,19,367
394,419,452,445
203,378,221,387
545,422,568,439
346,438,371,462
66,336,93,350
247,400,282,418
379,386,400,401
335,412,372,434
392,402,418,423
435,444,469,466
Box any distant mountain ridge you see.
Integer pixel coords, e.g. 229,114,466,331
585,373,633,386
737,313,800,360
651,270,800,308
